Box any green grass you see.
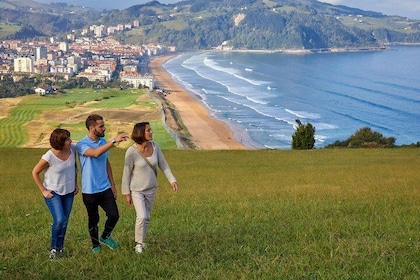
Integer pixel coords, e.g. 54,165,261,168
0,148,419,279
0,89,176,149
0,22,20,38
340,15,413,32
161,20,189,31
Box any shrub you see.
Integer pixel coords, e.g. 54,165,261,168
292,119,315,150
326,127,396,148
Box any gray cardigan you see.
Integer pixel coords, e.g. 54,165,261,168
121,142,176,195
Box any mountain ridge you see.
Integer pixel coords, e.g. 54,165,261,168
1,0,420,50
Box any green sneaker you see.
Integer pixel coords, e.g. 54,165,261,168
92,246,101,253
100,236,119,250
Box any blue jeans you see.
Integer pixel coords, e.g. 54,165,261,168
44,191,75,251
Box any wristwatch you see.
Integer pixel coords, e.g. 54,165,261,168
111,138,116,144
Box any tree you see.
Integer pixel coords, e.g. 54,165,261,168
326,127,396,148
292,119,315,150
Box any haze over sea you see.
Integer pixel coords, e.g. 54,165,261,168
163,46,420,149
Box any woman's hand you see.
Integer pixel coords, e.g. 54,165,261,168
42,189,53,199
172,182,179,192
125,194,133,205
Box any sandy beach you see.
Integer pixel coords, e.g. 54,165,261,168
149,54,246,150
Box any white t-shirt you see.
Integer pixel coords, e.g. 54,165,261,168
41,145,77,195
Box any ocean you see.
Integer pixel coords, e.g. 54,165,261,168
163,46,420,149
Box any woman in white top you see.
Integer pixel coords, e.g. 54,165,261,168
122,122,178,254
32,128,78,260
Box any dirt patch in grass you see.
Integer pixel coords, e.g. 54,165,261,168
0,97,21,119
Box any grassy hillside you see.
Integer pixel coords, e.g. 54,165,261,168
0,0,102,39
0,148,419,278
0,89,178,149
112,0,420,50
0,21,20,38
0,0,47,10
2,0,420,48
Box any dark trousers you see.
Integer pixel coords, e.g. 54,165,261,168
82,188,119,247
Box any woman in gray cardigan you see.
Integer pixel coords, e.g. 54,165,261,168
121,122,179,254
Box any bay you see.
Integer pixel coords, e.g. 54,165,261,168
163,46,420,149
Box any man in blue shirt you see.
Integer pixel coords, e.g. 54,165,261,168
76,114,128,253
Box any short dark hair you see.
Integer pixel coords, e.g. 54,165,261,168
131,122,150,144
85,114,103,130
50,128,70,150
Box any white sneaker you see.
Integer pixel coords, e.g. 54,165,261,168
49,248,57,260
134,244,143,254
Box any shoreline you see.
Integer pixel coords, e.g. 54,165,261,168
148,54,247,150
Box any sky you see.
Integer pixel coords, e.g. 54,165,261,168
320,0,420,20
34,0,420,20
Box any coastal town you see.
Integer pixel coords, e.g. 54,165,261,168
0,17,248,151
0,19,177,92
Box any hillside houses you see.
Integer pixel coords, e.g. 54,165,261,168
0,37,175,90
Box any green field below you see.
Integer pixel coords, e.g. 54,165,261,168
1,148,419,279
0,89,177,149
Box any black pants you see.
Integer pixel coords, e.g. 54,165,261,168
82,188,119,247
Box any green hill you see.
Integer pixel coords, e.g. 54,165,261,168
0,0,103,38
1,0,420,50
102,0,420,50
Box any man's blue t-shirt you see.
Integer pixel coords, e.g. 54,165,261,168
76,136,110,194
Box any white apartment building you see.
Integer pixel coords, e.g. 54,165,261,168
14,57,34,73
78,68,111,82
107,26,117,35
50,65,74,76
67,56,82,73
93,25,105,37
67,33,75,41
59,42,69,52
121,71,154,89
